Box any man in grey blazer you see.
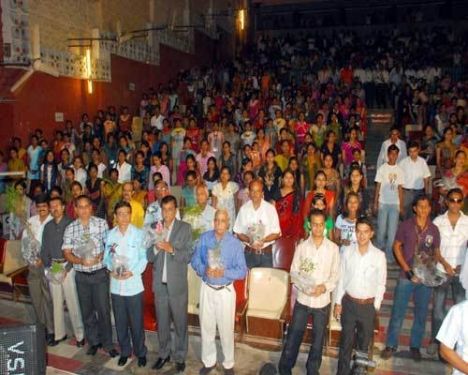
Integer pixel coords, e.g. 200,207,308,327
146,195,193,373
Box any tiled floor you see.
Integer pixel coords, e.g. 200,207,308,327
0,298,451,375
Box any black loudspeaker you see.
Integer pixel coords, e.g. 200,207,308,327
0,323,46,375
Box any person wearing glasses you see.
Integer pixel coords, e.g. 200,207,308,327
427,188,468,357
144,180,180,225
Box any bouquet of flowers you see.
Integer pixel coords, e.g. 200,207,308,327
207,240,223,270
45,260,67,284
21,230,42,266
247,221,265,247
143,222,167,254
75,233,99,261
182,205,205,242
291,258,317,293
112,254,130,277
413,251,448,287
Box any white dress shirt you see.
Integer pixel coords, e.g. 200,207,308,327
433,212,468,271
377,139,407,168
335,242,387,310
436,300,468,375
291,237,340,309
116,161,132,183
398,156,431,190
233,199,281,249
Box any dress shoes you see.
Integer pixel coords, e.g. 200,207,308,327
76,338,85,347
117,356,128,366
152,356,170,370
176,362,186,372
199,365,216,374
224,367,235,375
107,349,119,358
86,343,102,356
410,347,422,362
138,356,147,367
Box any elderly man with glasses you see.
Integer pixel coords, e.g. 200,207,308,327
144,180,180,225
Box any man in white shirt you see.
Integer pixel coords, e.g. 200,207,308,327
150,106,165,130
429,188,468,356
278,209,340,375
374,144,404,261
436,300,468,374
233,179,281,268
334,217,387,375
398,140,431,219
21,194,55,344
376,127,407,169
182,184,215,234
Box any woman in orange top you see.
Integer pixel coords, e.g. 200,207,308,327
302,170,336,220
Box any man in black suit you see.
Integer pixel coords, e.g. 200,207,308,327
147,195,193,372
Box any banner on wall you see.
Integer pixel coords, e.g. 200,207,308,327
1,0,30,64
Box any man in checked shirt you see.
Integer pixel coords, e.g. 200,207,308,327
63,195,118,357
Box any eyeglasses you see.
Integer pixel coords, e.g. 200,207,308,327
448,198,463,204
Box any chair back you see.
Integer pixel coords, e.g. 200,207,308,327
247,267,289,318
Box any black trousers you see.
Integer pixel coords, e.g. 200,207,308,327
75,269,113,350
336,297,376,375
111,292,147,357
278,301,330,375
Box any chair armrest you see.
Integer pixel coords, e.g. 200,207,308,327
374,314,380,333
236,300,248,317
6,266,28,279
280,301,291,323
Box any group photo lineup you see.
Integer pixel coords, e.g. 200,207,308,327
0,0,467,374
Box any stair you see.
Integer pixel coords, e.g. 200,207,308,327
365,110,439,356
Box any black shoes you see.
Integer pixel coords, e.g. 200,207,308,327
152,356,170,369
76,338,85,347
107,349,119,358
117,356,128,366
176,362,186,372
86,343,102,356
199,365,216,374
380,346,396,359
410,347,422,362
224,368,235,375
138,356,147,367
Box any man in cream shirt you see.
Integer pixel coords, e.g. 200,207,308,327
334,217,387,375
278,209,340,375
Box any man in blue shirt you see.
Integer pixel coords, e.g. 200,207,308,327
104,201,148,368
192,208,248,375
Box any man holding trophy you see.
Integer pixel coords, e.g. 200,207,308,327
146,195,192,373
104,201,148,367
191,209,248,375
278,209,340,375
63,195,118,357
233,179,281,268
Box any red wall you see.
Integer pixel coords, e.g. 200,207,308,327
0,30,220,149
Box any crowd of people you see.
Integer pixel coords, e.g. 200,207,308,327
3,28,468,375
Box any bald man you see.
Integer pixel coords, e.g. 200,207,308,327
192,209,247,374
233,179,281,268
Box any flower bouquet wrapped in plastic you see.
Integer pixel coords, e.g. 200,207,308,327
247,221,265,247
75,233,99,261
21,234,42,266
413,251,448,287
45,260,67,284
207,241,223,270
291,258,317,293
111,253,130,277
143,222,167,254
182,205,205,243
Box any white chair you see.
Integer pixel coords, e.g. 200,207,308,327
187,266,202,315
245,268,290,339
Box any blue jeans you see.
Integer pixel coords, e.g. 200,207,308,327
386,278,432,349
376,204,399,261
278,302,329,375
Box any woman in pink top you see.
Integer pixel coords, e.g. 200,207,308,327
341,127,362,166
148,152,170,190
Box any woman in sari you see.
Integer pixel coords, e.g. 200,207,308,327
258,149,282,203
275,169,304,240
86,163,105,219
436,127,457,176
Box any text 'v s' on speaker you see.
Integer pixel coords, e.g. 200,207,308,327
0,323,46,375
